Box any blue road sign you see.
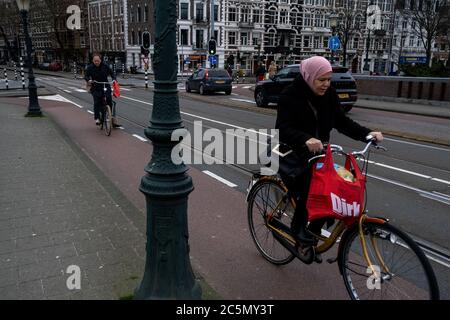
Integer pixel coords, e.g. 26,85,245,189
184,57,190,64
399,56,427,64
208,55,217,65
328,36,341,51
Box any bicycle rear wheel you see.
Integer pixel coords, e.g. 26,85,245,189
103,105,112,136
339,221,440,300
247,179,295,265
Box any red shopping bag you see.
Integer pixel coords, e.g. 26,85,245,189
306,145,366,223
112,81,121,98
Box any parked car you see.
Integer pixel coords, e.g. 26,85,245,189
39,62,50,70
48,61,62,71
185,68,232,95
254,64,357,112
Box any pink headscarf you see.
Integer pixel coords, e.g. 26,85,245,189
299,56,333,91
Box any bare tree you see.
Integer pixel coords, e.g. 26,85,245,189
334,0,364,67
0,0,21,61
398,0,450,66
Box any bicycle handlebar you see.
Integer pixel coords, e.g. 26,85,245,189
307,136,387,163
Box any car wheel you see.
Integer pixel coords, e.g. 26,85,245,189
255,88,268,108
343,105,353,112
186,83,191,93
199,84,206,95
225,89,231,95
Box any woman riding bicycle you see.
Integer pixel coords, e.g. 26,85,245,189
275,56,383,246
84,53,121,127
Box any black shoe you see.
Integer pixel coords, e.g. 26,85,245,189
112,123,122,128
95,119,100,126
293,228,315,244
314,253,322,264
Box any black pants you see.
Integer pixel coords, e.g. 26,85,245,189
92,88,113,120
280,169,328,235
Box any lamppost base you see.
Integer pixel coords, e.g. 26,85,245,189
25,111,43,117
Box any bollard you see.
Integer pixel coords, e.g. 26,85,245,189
122,63,125,78
243,73,245,84
4,68,9,90
14,64,18,81
145,68,148,88
20,57,25,90
73,61,77,79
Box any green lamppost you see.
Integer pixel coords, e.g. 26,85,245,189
134,0,202,300
16,0,41,117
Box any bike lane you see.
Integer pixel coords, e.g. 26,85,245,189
41,97,349,300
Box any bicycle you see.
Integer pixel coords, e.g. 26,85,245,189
246,137,440,300
90,80,117,136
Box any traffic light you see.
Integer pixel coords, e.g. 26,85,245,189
208,39,216,55
142,31,151,50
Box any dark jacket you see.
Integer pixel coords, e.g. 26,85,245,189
275,74,371,171
84,62,116,92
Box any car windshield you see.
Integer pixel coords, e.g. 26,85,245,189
332,66,349,73
208,70,230,77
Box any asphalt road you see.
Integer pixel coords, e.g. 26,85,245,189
34,75,450,299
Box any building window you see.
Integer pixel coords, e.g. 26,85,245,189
214,4,219,22
196,29,204,48
196,3,204,22
253,10,261,23
241,7,250,23
303,35,311,48
228,31,236,45
144,4,148,22
180,29,188,45
180,3,188,20
228,7,236,21
137,6,142,22
241,32,248,46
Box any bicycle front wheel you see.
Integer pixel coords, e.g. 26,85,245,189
247,179,295,265
103,105,112,136
339,221,440,300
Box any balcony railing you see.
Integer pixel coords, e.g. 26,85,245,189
238,21,254,28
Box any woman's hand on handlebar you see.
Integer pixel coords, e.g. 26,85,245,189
368,131,384,143
306,138,323,153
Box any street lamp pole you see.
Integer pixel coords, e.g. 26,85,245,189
134,0,202,300
16,0,41,116
364,29,371,72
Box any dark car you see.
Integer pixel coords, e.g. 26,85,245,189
186,68,232,95
254,64,357,112
49,61,63,71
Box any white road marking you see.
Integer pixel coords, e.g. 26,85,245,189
368,174,450,206
87,110,94,114
132,134,148,142
121,95,273,138
75,88,87,93
384,137,450,152
63,90,71,93
243,86,251,89
38,94,84,109
373,162,432,179
431,178,450,185
202,170,237,188
122,95,153,106
230,98,256,104
121,88,131,91
231,93,238,96
232,86,237,89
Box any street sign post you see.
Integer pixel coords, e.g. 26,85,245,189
328,36,341,52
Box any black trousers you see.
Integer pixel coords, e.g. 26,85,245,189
280,169,329,234
92,88,113,120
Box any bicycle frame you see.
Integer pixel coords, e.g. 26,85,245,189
249,138,391,272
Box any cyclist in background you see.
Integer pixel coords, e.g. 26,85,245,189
84,53,121,127
276,56,383,246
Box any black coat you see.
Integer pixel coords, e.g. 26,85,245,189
84,63,116,92
275,74,371,172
